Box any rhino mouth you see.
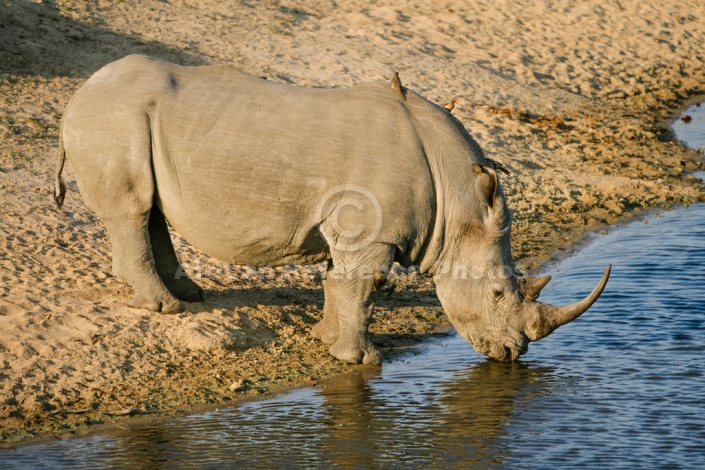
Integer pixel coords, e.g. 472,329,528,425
501,345,525,362
467,333,529,362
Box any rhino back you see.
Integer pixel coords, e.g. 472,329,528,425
118,59,437,266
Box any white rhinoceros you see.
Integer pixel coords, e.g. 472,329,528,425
54,55,610,364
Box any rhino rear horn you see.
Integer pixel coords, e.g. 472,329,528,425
519,275,552,301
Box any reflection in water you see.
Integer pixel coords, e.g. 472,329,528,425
436,361,552,466
318,367,380,468
316,359,552,468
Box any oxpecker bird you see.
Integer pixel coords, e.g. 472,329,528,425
443,98,457,112
488,158,511,176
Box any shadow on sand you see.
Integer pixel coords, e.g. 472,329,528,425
0,0,204,78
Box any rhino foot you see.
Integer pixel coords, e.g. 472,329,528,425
129,292,183,314
310,317,339,345
166,278,205,303
329,336,382,365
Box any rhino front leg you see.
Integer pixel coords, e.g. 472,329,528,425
148,205,205,302
311,260,340,345
104,215,183,314
326,244,395,365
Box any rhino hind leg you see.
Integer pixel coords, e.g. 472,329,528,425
63,108,183,313
324,244,395,365
103,215,183,313
148,205,205,302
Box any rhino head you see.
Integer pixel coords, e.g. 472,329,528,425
432,163,610,361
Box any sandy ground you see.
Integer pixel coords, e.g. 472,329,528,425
1,0,704,442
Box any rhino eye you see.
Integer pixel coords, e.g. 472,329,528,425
492,289,504,300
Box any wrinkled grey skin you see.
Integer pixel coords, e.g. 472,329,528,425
55,55,610,365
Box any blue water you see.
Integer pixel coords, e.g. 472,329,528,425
1,109,704,468
673,101,705,151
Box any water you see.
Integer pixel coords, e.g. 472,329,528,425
672,101,705,151
2,109,704,468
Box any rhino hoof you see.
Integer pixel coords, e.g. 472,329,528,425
160,299,184,314
329,338,382,365
310,318,339,345
165,278,205,302
129,293,184,314
174,286,204,303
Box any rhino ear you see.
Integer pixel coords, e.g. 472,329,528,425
473,164,497,209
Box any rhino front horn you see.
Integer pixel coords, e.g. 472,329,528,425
524,265,611,341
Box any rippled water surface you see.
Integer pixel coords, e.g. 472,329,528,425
3,203,705,468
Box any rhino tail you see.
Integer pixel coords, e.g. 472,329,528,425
53,124,67,208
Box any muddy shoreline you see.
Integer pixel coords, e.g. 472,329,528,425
2,0,705,443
